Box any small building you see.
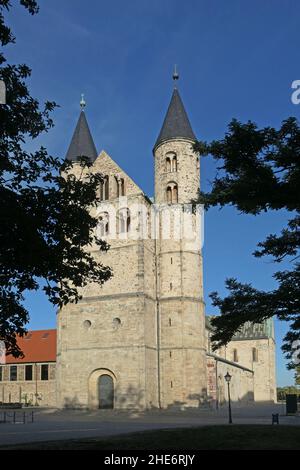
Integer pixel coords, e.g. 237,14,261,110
0,330,56,407
205,317,276,405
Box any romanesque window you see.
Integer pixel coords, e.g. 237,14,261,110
165,152,177,172
115,177,125,197
120,178,125,196
98,212,109,237
196,157,200,170
173,184,178,202
10,365,17,381
172,155,177,172
118,208,131,233
233,349,238,362
25,364,33,381
100,176,109,201
105,176,109,200
41,364,49,381
166,182,178,204
99,180,104,200
166,186,172,203
166,157,171,172
252,348,258,362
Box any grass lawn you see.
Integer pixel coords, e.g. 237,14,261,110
1,425,300,450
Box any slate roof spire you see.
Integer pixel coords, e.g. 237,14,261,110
65,96,98,162
153,69,196,152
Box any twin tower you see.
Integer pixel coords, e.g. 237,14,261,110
57,83,207,409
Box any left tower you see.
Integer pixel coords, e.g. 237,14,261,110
56,100,159,409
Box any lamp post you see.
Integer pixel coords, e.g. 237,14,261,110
224,372,232,424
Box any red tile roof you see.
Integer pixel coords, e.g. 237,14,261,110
5,329,56,364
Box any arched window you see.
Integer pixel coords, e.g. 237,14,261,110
165,152,177,172
115,177,125,198
173,184,178,203
233,349,238,362
166,186,172,203
166,157,171,172
118,208,130,233
114,176,119,197
166,182,178,204
120,178,125,196
98,212,109,237
172,156,177,172
196,157,200,170
100,176,109,201
99,181,104,201
105,176,109,200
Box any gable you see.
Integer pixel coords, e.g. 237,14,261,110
93,150,144,197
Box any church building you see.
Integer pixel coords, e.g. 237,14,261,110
0,80,276,409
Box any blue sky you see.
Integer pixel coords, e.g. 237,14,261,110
5,0,299,386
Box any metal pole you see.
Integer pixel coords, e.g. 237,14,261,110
35,363,38,406
227,382,232,424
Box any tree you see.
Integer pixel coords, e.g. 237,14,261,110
194,118,300,369
0,1,112,357
277,386,299,401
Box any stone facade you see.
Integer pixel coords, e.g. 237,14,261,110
57,150,159,409
0,363,56,407
0,89,277,409
206,318,276,404
207,355,254,406
57,134,208,409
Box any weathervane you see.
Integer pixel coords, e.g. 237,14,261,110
80,93,86,110
173,64,179,84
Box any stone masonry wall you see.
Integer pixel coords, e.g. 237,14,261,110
0,363,56,407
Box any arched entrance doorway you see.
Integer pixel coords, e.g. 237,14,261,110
88,369,116,410
98,374,114,409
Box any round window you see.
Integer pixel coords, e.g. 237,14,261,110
113,318,121,329
83,320,92,329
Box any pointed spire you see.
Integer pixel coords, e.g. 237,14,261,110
153,84,196,151
66,97,97,162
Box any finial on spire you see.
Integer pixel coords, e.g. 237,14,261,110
80,93,86,110
172,64,179,84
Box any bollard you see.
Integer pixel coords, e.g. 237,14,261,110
272,413,279,424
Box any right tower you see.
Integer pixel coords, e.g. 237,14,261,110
153,79,207,407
